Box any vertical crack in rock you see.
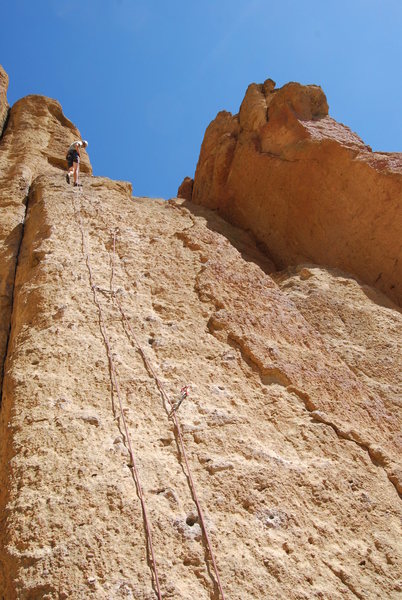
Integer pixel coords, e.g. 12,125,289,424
0,107,10,143
0,185,31,407
0,184,33,598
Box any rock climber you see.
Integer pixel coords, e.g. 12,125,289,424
66,139,88,187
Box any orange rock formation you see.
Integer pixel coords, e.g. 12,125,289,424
190,79,402,306
0,67,9,134
0,66,401,599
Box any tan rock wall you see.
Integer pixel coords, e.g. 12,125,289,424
0,173,401,598
0,89,91,390
192,79,402,305
0,68,401,599
0,65,8,136
177,176,194,201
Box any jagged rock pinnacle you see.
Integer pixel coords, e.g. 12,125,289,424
190,78,402,305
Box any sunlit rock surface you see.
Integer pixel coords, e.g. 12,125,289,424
191,78,402,306
1,66,401,599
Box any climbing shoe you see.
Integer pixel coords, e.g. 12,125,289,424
66,173,70,184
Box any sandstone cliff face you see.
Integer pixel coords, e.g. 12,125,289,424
0,67,401,599
191,79,402,306
0,66,9,136
0,70,91,391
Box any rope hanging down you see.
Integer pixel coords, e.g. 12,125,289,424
110,230,226,600
73,192,162,600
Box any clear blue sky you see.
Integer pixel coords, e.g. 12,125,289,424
1,0,401,198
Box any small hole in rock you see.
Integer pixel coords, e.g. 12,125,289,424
186,515,198,527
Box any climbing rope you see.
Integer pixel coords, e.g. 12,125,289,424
73,192,163,600
110,229,226,600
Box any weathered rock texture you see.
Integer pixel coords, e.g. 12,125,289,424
1,67,401,599
0,67,91,391
177,176,194,201
191,79,402,306
0,66,9,136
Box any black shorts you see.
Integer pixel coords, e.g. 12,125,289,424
67,150,80,168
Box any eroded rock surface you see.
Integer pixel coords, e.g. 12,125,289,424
0,179,401,598
177,176,194,201
0,66,9,136
0,67,401,599
191,79,402,305
0,66,91,390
